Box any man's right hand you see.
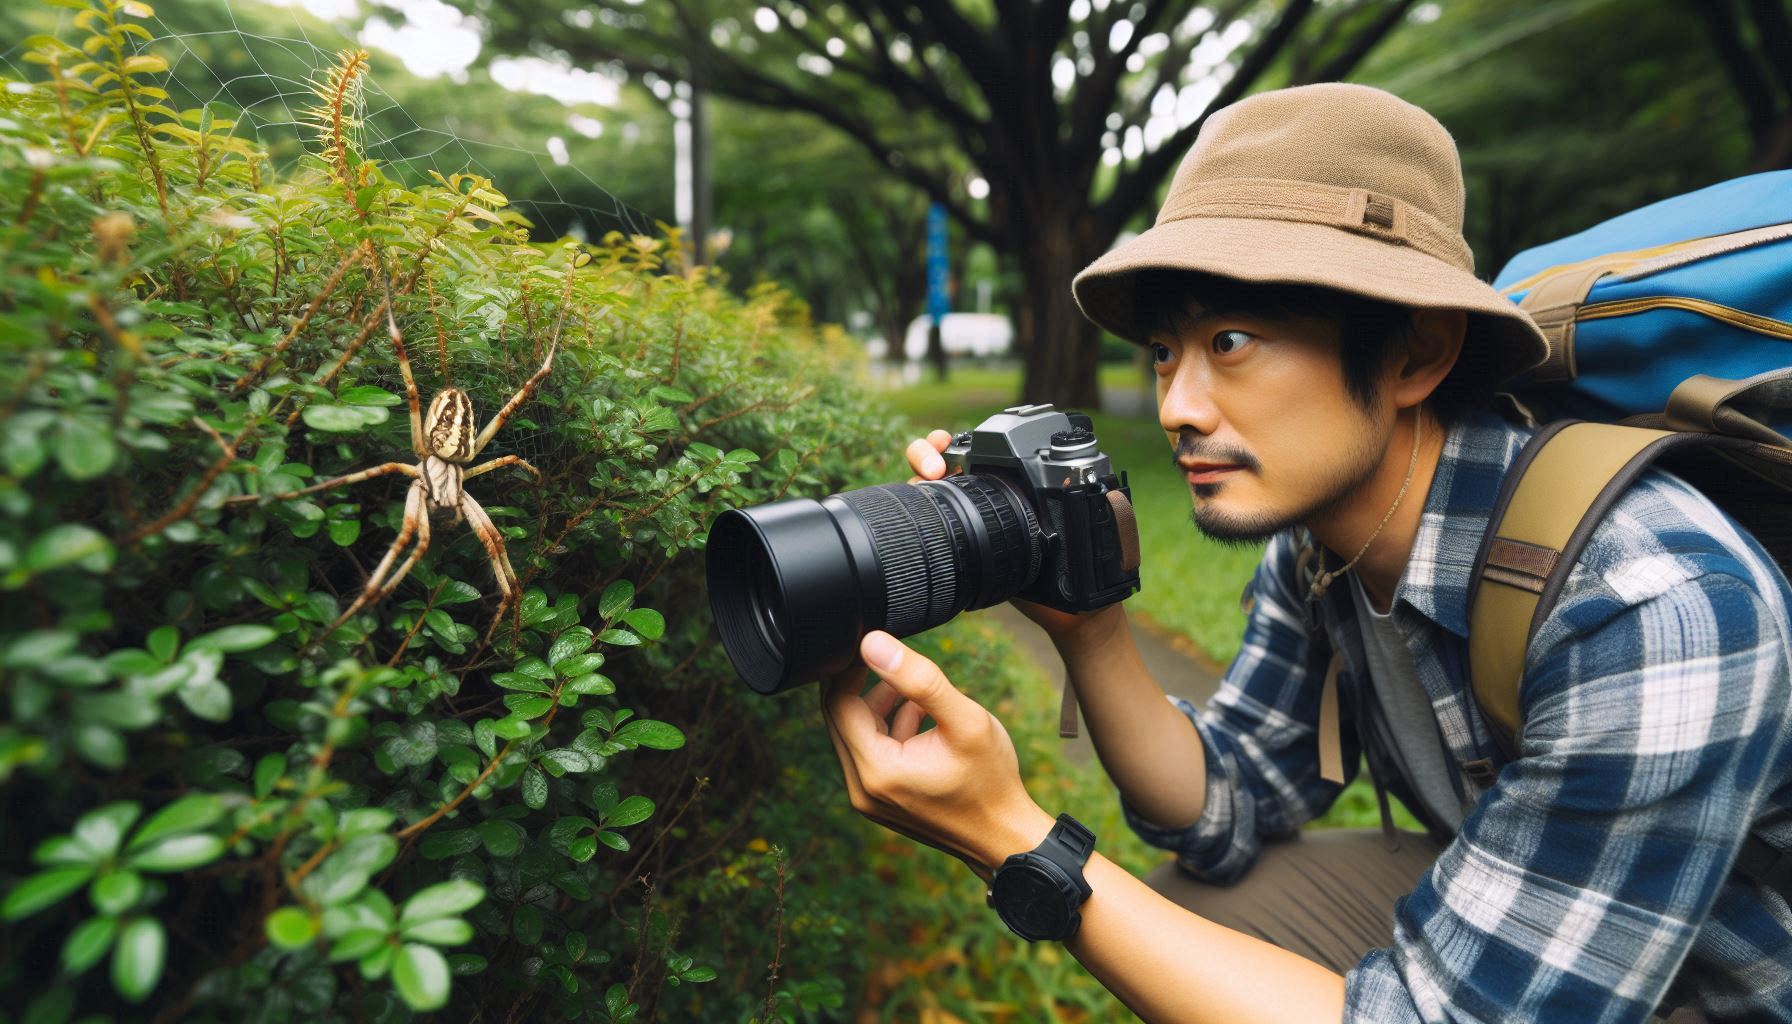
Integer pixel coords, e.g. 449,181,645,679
903,428,1124,648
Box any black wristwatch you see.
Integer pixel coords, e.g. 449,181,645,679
986,814,1095,942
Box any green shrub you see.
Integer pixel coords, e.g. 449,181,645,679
0,6,913,1021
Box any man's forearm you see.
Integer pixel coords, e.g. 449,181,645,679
984,807,1346,1024
1056,607,1209,829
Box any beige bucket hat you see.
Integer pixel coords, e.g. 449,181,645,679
1072,82,1548,385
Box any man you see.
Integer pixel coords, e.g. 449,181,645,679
820,84,1792,1022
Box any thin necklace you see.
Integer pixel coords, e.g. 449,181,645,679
1308,409,1423,601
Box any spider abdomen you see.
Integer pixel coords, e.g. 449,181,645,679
421,455,464,510
426,388,476,462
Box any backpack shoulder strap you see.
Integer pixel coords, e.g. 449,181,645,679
1467,421,1676,750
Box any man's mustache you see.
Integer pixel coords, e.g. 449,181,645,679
1172,427,1259,472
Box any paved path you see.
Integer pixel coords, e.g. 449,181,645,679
965,602,1221,763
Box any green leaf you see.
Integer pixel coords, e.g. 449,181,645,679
681,966,718,983
187,624,278,654
547,816,594,852
399,880,484,925
302,403,386,432
492,672,551,693
393,943,451,1011
75,803,142,859
328,518,362,546
597,628,643,647
55,416,117,480
595,830,630,853
145,626,180,662
568,835,598,862
566,673,614,696
62,914,118,975
24,524,114,575
599,580,634,620
723,448,760,464
548,626,594,666
476,820,524,858
620,608,665,640
131,834,225,873
179,680,232,722
337,385,402,407
511,903,543,946
3,866,93,920
473,718,497,757
503,695,553,719
402,917,472,945
111,916,166,1003
605,795,655,828
615,720,686,751
266,906,318,949
553,652,605,677
128,793,225,852
419,829,481,861
254,754,286,799
649,384,693,404
90,870,143,915
490,716,532,740
328,928,387,961
540,749,590,776
522,768,548,810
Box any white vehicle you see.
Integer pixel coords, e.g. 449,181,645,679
865,312,1014,360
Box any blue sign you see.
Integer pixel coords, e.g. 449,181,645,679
926,202,950,324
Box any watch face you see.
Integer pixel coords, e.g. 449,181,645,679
994,862,1071,940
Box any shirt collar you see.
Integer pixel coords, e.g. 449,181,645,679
1385,409,1532,638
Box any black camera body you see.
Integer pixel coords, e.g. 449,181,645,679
938,404,1140,614
706,403,1142,694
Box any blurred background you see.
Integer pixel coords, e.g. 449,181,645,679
4,0,1785,414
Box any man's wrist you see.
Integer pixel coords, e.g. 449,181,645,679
971,804,1059,872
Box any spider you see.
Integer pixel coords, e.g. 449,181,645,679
235,260,563,650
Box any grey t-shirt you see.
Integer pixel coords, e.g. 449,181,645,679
1347,573,1465,833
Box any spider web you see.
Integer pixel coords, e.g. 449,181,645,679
1,0,652,475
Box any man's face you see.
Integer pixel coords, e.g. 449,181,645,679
1150,300,1394,544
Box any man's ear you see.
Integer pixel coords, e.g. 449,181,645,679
1390,309,1467,410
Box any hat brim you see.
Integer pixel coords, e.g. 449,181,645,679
1072,216,1549,384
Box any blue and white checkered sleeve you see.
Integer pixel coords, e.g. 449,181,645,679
1122,532,1352,883
1345,571,1792,1023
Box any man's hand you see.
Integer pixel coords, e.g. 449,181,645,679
820,631,1053,883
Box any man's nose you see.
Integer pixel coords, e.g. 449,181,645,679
1158,365,1222,438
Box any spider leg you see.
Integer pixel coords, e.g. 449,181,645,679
461,454,540,483
471,335,557,457
226,461,418,504
460,491,522,647
313,479,429,647
372,252,428,460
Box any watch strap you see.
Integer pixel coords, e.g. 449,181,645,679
1043,813,1096,866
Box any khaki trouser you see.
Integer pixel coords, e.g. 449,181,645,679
1142,829,1706,1023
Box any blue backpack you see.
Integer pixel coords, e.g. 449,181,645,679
1468,170,1792,891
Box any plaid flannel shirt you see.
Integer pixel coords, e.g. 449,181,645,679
1123,410,1792,1023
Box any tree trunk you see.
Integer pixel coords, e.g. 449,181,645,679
1017,220,1102,410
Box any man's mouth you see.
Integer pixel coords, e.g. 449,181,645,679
1179,461,1243,485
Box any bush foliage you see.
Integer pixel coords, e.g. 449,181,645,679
0,3,915,1020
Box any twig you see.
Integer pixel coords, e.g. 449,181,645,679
118,416,253,547
761,848,788,1021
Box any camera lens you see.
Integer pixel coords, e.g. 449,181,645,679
706,475,1042,694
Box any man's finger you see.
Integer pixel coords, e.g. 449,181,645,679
906,437,946,479
926,428,953,452
859,631,981,735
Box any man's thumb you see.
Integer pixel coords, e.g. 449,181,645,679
860,631,974,730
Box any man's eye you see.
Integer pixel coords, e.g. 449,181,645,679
1212,330,1251,355
1150,343,1173,364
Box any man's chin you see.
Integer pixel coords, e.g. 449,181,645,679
1189,503,1291,548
